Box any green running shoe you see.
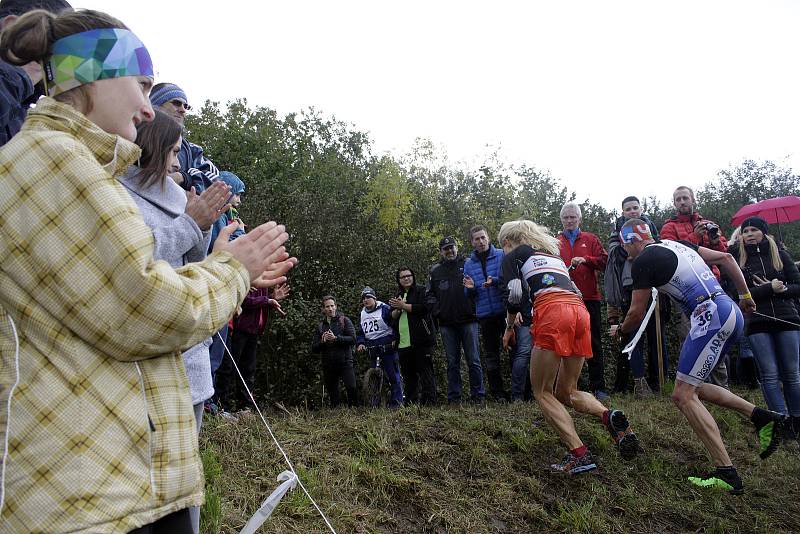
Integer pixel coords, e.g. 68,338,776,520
688,467,744,495
756,417,784,460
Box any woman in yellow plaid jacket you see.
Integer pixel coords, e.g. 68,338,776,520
0,8,294,534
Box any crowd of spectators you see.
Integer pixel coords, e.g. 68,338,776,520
313,186,800,453
0,1,798,529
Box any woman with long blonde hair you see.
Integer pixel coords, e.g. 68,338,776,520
498,220,639,474
736,216,800,439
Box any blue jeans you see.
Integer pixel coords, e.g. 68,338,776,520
511,324,532,401
380,351,404,408
440,323,484,402
748,331,800,416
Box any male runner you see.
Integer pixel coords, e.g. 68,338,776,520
614,219,785,494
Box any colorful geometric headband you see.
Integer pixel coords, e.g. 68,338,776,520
44,28,154,97
620,224,653,244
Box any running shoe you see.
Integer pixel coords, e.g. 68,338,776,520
550,451,598,475
606,409,640,460
755,415,784,460
688,467,744,495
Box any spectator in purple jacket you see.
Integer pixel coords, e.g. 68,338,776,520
216,283,290,411
0,0,72,146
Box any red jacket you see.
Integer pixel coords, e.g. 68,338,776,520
660,212,728,279
558,231,608,301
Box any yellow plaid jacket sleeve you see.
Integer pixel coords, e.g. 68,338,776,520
1,132,250,360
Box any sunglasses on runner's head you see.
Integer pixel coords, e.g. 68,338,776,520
169,99,192,111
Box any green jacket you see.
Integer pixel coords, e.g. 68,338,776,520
0,98,250,533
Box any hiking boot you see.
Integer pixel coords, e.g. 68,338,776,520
688,467,744,495
551,451,598,475
633,378,653,399
753,411,784,460
605,409,640,460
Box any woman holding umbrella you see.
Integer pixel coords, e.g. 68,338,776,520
735,216,800,439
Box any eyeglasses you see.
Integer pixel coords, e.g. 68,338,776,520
169,99,192,111
441,245,456,251
399,274,413,279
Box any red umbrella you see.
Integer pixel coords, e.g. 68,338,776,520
731,196,800,227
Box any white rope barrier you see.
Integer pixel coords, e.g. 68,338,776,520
216,332,337,534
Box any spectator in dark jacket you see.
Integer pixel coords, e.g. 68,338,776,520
149,82,219,191
499,251,533,402
464,224,508,401
426,236,485,404
389,267,437,405
735,217,800,437
0,0,72,146
312,296,358,407
605,196,669,396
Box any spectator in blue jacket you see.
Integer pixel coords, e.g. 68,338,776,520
208,171,246,403
0,0,71,146
356,287,404,408
463,224,509,401
210,170,247,252
149,82,219,192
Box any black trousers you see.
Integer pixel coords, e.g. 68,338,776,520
215,330,260,411
322,356,357,407
479,315,508,400
398,345,437,405
584,300,606,392
129,509,192,534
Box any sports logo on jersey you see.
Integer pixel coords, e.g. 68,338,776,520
542,274,555,286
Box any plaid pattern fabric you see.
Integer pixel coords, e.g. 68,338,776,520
0,98,250,533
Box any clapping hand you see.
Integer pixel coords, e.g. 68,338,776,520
463,274,475,289
185,181,231,230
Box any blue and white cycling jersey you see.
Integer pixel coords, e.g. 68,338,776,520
631,240,723,317
631,239,742,386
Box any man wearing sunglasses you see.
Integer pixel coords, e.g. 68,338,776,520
149,82,219,193
426,236,485,404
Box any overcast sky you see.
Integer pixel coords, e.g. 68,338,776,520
84,0,800,210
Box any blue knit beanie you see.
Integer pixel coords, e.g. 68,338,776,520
149,83,188,108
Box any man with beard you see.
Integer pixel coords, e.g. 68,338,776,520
661,186,730,386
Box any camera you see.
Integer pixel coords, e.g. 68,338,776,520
705,222,719,239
